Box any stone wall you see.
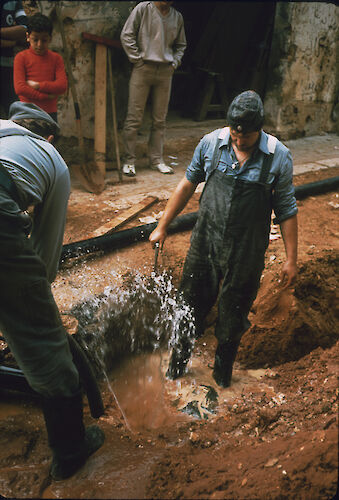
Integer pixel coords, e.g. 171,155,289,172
264,2,338,139
22,1,135,162
38,1,134,135
22,1,338,158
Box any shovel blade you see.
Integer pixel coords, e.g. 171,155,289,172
72,163,105,194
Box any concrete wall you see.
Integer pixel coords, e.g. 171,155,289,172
265,2,338,139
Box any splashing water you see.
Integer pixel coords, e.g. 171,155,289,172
70,269,196,428
72,269,196,370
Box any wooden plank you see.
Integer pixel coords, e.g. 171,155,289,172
94,44,107,176
108,51,122,181
82,32,122,50
89,196,159,238
195,74,215,121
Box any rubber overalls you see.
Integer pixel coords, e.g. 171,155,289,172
167,139,274,381
181,139,274,342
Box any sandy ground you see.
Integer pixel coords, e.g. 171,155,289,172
0,123,338,499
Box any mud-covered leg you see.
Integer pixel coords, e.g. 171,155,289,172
166,326,194,379
212,268,263,388
212,339,240,387
166,251,220,380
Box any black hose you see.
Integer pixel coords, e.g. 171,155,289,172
60,176,339,262
61,212,197,262
68,334,105,418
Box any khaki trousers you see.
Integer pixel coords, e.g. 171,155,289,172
122,62,174,166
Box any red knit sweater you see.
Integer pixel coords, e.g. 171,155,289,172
13,47,68,113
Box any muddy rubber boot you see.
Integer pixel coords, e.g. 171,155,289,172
166,338,192,380
42,389,105,481
212,340,240,388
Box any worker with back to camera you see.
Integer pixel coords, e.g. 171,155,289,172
0,101,105,480
149,90,298,387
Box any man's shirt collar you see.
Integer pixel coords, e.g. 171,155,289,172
217,127,270,155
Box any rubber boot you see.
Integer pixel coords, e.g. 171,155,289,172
212,340,240,388
166,337,192,380
42,389,105,481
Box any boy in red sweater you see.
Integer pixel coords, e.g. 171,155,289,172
13,13,67,121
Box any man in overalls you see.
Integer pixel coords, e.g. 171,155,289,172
149,90,298,387
0,102,104,479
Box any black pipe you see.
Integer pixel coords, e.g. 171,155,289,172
0,365,36,394
0,336,105,419
60,176,339,262
61,212,198,262
294,176,339,200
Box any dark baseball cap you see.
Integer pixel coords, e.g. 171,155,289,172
227,90,264,133
9,101,60,133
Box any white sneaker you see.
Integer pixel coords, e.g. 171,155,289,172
122,164,136,177
151,163,174,174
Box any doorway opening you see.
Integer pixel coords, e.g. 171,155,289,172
171,1,277,121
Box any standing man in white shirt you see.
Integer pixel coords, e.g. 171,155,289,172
120,1,186,177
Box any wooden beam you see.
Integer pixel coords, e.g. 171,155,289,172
89,196,159,238
94,44,107,175
82,32,122,49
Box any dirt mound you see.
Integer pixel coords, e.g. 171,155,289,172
238,252,339,368
147,340,338,500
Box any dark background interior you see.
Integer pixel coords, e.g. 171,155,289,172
171,1,277,119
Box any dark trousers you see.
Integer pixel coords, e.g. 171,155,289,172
0,66,16,118
0,187,79,397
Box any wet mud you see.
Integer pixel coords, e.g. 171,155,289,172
238,252,339,368
0,167,338,499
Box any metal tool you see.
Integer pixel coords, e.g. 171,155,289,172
154,242,160,273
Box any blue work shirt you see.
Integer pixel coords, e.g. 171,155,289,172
186,127,298,224
0,120,70,282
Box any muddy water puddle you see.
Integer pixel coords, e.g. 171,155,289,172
100,351,277,430
0,348,283,500
102,352,188,432
41,353,275,498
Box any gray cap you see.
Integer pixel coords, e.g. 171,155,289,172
227,90,264,133
8,101,60,133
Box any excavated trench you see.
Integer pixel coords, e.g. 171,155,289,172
0,250,338,499
0,172,338,498
71,252,338,414
2,251,337,423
